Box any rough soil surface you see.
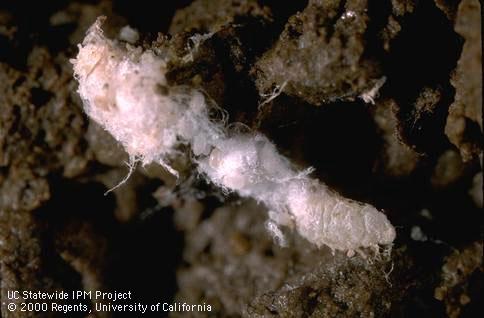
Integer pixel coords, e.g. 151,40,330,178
444,0,482,161
0,0,482,317
255,0,382,105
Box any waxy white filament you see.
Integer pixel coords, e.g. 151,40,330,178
72,18,395,253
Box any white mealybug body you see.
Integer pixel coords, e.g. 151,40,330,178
72,17,396,253
201,135,396,252
285,180,395,251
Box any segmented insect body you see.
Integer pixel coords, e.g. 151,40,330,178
72,17,396,253
285,179,395,251
202,135,395,252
